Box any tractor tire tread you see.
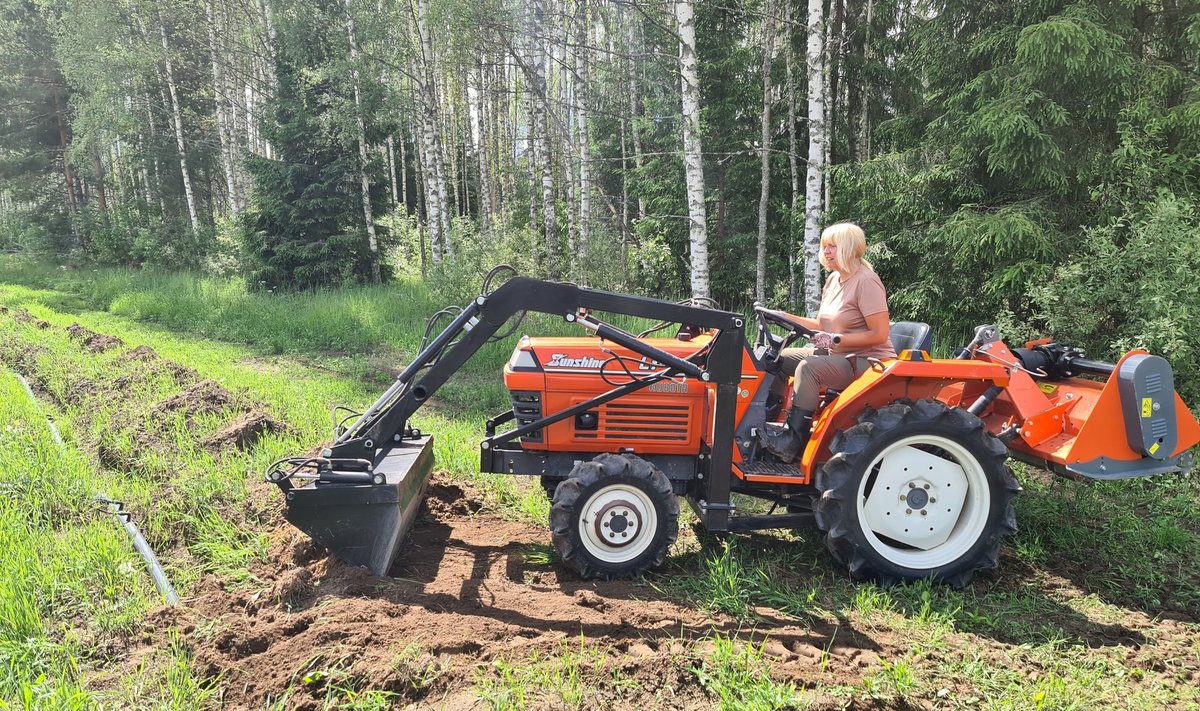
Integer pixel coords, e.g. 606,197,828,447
814,399,1018,589
549,453,678,581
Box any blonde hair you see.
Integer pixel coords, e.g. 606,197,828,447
818,222,871,274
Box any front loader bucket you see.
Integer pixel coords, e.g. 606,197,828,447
282,435,434,575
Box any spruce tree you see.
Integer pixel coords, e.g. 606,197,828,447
239,0,387,291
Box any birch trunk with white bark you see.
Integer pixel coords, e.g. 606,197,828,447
561,30,576,271
803,0,825,316
859,0,874,161
676,0,708,299
531,0,559,278
755,0,776,302
414,0,449,262
157,12,200,240
345,0,381,282
469,62,493,235
576,0,591,283
785,0,800,309
205,0,239,213
628,14,646,223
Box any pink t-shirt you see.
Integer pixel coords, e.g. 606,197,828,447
817,268,897,360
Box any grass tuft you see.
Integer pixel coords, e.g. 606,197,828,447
691,633,807,710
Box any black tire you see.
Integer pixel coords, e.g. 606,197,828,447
814,399,1020,588
549,453,679,580
540,475,563,500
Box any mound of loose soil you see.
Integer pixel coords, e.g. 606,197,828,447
66,323,125,353
151,379,236,419
121,345,159,362
0,340,48,383
201,410,289,453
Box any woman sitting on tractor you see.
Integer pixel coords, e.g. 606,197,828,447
761,222,897,461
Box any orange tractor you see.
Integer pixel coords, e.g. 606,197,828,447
269,274,1200,587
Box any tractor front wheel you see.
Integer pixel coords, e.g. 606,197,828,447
540,475,563,500
550,453,679,580
815,400,1020,588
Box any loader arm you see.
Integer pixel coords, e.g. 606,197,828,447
328,277,746,463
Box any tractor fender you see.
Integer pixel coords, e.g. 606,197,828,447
799,357,1010,481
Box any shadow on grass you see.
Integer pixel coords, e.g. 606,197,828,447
651,517,1160,652
1004,473,1200,625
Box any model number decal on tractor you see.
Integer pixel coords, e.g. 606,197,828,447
648,379,689,393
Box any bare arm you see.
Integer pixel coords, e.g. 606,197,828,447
831,311,891,350
779,310,820,331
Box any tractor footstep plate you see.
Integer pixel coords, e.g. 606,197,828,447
283,435,434,576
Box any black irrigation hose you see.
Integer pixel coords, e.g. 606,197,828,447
12,371,178,605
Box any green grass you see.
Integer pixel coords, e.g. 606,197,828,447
476,636,639,710
691,633,807,710
0,373,213,707
658,537,818,620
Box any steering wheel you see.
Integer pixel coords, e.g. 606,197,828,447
753,303,817,365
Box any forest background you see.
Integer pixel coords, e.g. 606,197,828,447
2,0,1199,396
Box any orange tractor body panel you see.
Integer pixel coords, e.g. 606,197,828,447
506,332,1200,484
797,355,1011,483
505,335,717,455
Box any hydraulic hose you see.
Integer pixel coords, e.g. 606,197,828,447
12,372,178,605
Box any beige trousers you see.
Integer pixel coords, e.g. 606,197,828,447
776,347,867,411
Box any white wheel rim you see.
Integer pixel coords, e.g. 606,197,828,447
855,434,990,570
577,483,658,564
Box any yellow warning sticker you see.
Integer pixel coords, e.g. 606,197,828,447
1149,441,1160,455
1038,383,1057,394
1141,397,1153,418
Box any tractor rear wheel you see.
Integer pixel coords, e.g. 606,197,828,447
550,453,679,580
814,399,1020,588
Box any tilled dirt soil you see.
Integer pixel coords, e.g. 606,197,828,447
0,315,285,478
147,479,891,710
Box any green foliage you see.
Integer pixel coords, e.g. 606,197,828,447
1031,192,1200,403
238,0,390,292
832,0,1200,385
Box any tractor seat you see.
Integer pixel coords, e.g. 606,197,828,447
890,321,933,354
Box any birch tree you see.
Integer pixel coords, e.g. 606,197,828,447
156,11,200,240
530,0,559,278
676,0,708,299
575,0,591,282
204,0,239,213
413,0,449,262
803,0,825,315
755,0,776,302
785,0,800,308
